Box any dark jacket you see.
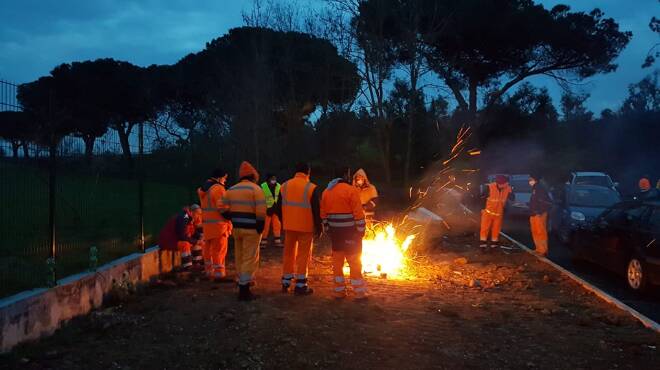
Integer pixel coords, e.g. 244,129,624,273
529,183,552,215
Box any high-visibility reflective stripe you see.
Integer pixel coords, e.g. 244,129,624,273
229,185,256,191
238,273,253,285
350,279,364,286
202,220,223,224
355,219,366,225
328,221,356,227
182,252,191,257
328,214,354,220
225,199,266,206
334,286,346,292
484,209,502,216
232,218,257,224
282,274,294,279
296,274,307,280
354,287,367,292
281,182,313,209
334,276,345,283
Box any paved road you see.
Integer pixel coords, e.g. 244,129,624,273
502,215,660,323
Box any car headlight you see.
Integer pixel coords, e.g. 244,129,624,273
570,211,586,221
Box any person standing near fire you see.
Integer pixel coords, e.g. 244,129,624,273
353,168,378,226
274,162,322,295
479,175,514,248
528,174,552,257
197,168,232,281
259,174,283,249
222,161,266,301
321,167,368,299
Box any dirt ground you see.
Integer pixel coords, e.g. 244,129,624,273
2,237,658,370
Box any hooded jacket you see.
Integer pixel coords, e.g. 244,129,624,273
352,169,378,212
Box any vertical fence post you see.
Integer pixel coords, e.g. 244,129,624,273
47,144,57,286
138,122,145,252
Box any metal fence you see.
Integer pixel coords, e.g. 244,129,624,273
0,80,194,298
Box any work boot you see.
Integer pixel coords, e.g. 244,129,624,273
478,241,488,248
259,239,268,249
238,284,258,301
274,237,284,248
490,241,499,249
281,275,293,293
294,279,314,296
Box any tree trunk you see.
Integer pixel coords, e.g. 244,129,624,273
21,142,29,158
115,123,134,162
83,135,95,165
404,62,419,187
11,142,19,158
468,78,478,123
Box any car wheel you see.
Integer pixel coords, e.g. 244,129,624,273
626,256,648,293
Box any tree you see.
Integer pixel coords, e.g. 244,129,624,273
642,1,659,68
50,61,112,162
560,91,593,123
182,26,359,168
0,111,35,158
356,0,445,185
17,76,75,152
421,1,631,120
621,71,659,114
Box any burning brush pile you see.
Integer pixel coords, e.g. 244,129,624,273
356,125,482,279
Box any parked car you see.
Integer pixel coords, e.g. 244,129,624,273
506,174,532,216
571,200,660,293
566,171,619,191
550,185,621,244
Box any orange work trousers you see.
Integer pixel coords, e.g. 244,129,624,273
530,212,549,256
204,236,228,278
332,250,366,296
262,214,282,239
480,210,503,242
282,230,314,279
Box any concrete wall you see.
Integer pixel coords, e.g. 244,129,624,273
0,246,179,352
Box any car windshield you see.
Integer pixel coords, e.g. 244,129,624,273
569,188,620,207
510,179,531,192
574,175,611,187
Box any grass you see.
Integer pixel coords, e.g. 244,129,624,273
0,161,190,298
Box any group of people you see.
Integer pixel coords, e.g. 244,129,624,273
479,174,660,257
478,174,552,256
159,161,379,302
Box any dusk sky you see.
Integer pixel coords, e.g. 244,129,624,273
0,0,657,114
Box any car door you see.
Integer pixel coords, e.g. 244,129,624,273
600,205,650,273
578,205,620,263
640,207,660,260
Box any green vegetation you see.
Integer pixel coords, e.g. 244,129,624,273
0,160,189,298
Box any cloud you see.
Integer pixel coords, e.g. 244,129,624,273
0,0,247,82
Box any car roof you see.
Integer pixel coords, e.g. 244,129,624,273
573,172,608,176
567,184,619,193
510,174,530,180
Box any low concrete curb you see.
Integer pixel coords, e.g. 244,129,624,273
501,231,660,333
0,246,180,352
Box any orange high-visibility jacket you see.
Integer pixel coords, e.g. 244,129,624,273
280,173,318,233
483,182,512,217
197,179,230,239
222,180,267,230
321,179,366,232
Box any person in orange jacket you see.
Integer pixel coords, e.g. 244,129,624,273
274,162,322,295
321,167,367,299
222,161,267,301
353,168,378,224
197,168,232,281
479,175,514,248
